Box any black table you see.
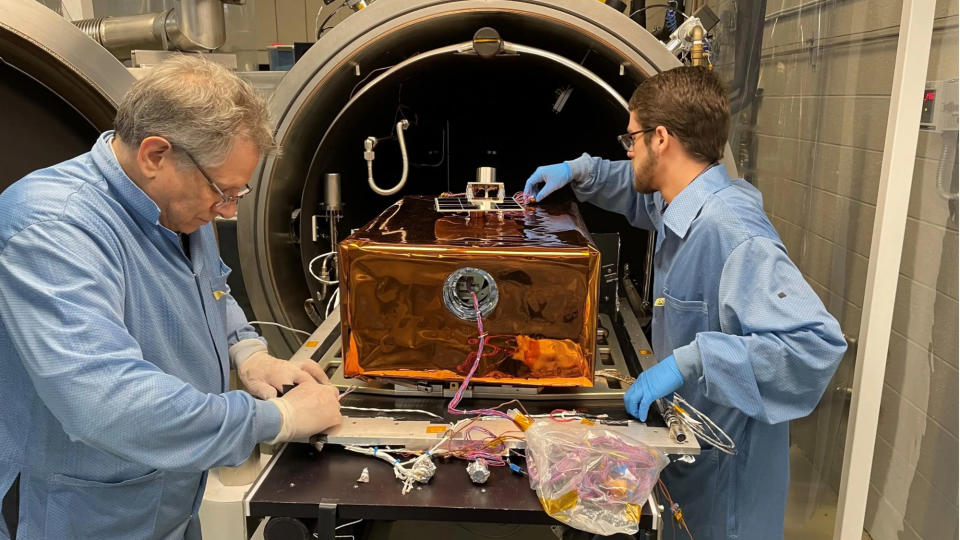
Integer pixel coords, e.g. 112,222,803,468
245,394,663,540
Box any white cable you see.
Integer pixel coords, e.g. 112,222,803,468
248,321,312,338
670,394,737,454
340,405,445,420
335,519,363,530
308,251,339,285
326,287,340,317
936,130,958,200
366,120,410,196
595,370,736,453
344,444,440,495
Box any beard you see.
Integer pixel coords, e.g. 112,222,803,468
632,149,658,194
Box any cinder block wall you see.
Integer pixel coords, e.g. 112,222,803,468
699,0,958,538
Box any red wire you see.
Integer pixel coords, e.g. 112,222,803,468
550,409,576,422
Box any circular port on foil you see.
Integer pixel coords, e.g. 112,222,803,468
443,267,498,321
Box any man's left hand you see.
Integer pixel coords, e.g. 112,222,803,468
624,355,684,421
238,351,331,400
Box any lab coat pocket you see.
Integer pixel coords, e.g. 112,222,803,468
208,274,230,324
662,290,709,348
45,469,163,539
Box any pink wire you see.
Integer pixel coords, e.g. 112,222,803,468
446,292,508,419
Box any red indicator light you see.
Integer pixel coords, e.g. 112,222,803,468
925,91,936,101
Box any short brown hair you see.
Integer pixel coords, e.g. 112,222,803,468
628,66,729,163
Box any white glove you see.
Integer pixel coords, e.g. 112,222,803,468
269,381,342,442
237,349,330,400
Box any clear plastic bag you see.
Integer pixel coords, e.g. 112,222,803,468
525,420,669,536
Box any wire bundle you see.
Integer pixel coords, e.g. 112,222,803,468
308,251,339,285
595,370,736,455
445,292,510,419
668,395,736,454
513,191,535,206
525,421,670,536
656,479,694,539
343,433,449,495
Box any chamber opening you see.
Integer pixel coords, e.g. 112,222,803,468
300,44,650,305
241,2,686,354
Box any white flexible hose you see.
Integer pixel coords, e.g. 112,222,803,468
936,130,958,200
367,120,410,196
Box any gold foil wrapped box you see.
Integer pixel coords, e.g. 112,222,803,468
339,196,600,387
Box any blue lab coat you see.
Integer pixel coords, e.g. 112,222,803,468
567,155,846,540
0,132,282,539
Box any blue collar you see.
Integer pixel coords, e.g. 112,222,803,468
661,164,730,239
90,131,164,227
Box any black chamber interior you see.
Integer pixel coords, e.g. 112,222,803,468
300,52,651,301
0,59,99,195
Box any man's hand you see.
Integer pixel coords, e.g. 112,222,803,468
238,351,330,400
624,355,684,422
523,162,573,202
269,381,342,441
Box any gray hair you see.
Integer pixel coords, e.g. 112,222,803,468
114,54,274,168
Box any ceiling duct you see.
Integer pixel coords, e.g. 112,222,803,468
72,0,228,60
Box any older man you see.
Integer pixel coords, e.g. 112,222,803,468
524,67,846,539
0,56,340,539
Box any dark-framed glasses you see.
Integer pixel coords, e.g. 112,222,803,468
181,149,251,208
617,127,658,152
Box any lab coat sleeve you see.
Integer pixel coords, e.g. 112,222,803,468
224,289,270,368
215,249,267,366
566,153,655,231
0,220,283,471
225,293,263,348
672,236,847,424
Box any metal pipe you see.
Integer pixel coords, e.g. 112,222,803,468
656,398,687,443
73,12,169,60
73,0,226,60
166,0,226,51
690,24,704,66
324,173,342,212
324,173,342,253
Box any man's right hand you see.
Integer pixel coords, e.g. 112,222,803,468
269,381,342,442
523,162,574,202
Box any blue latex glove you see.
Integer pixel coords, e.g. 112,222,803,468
523,162,573,202
624,355,684,421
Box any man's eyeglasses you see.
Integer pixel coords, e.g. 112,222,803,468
181,149,251,207
617,127,658,152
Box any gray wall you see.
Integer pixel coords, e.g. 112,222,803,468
700,0,958,538
220,0,351,67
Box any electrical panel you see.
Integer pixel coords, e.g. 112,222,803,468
921,79,959,132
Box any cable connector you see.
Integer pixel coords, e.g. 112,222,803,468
363,136,376,161
507,408,533,431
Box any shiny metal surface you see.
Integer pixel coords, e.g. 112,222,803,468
74,12,169,59
339,196,600,387
0,1,133,192
340,40,630,117
167,0,227,51
73,0,226,60
240,0,736,356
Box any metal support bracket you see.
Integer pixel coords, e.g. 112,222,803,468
314,502,338,540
